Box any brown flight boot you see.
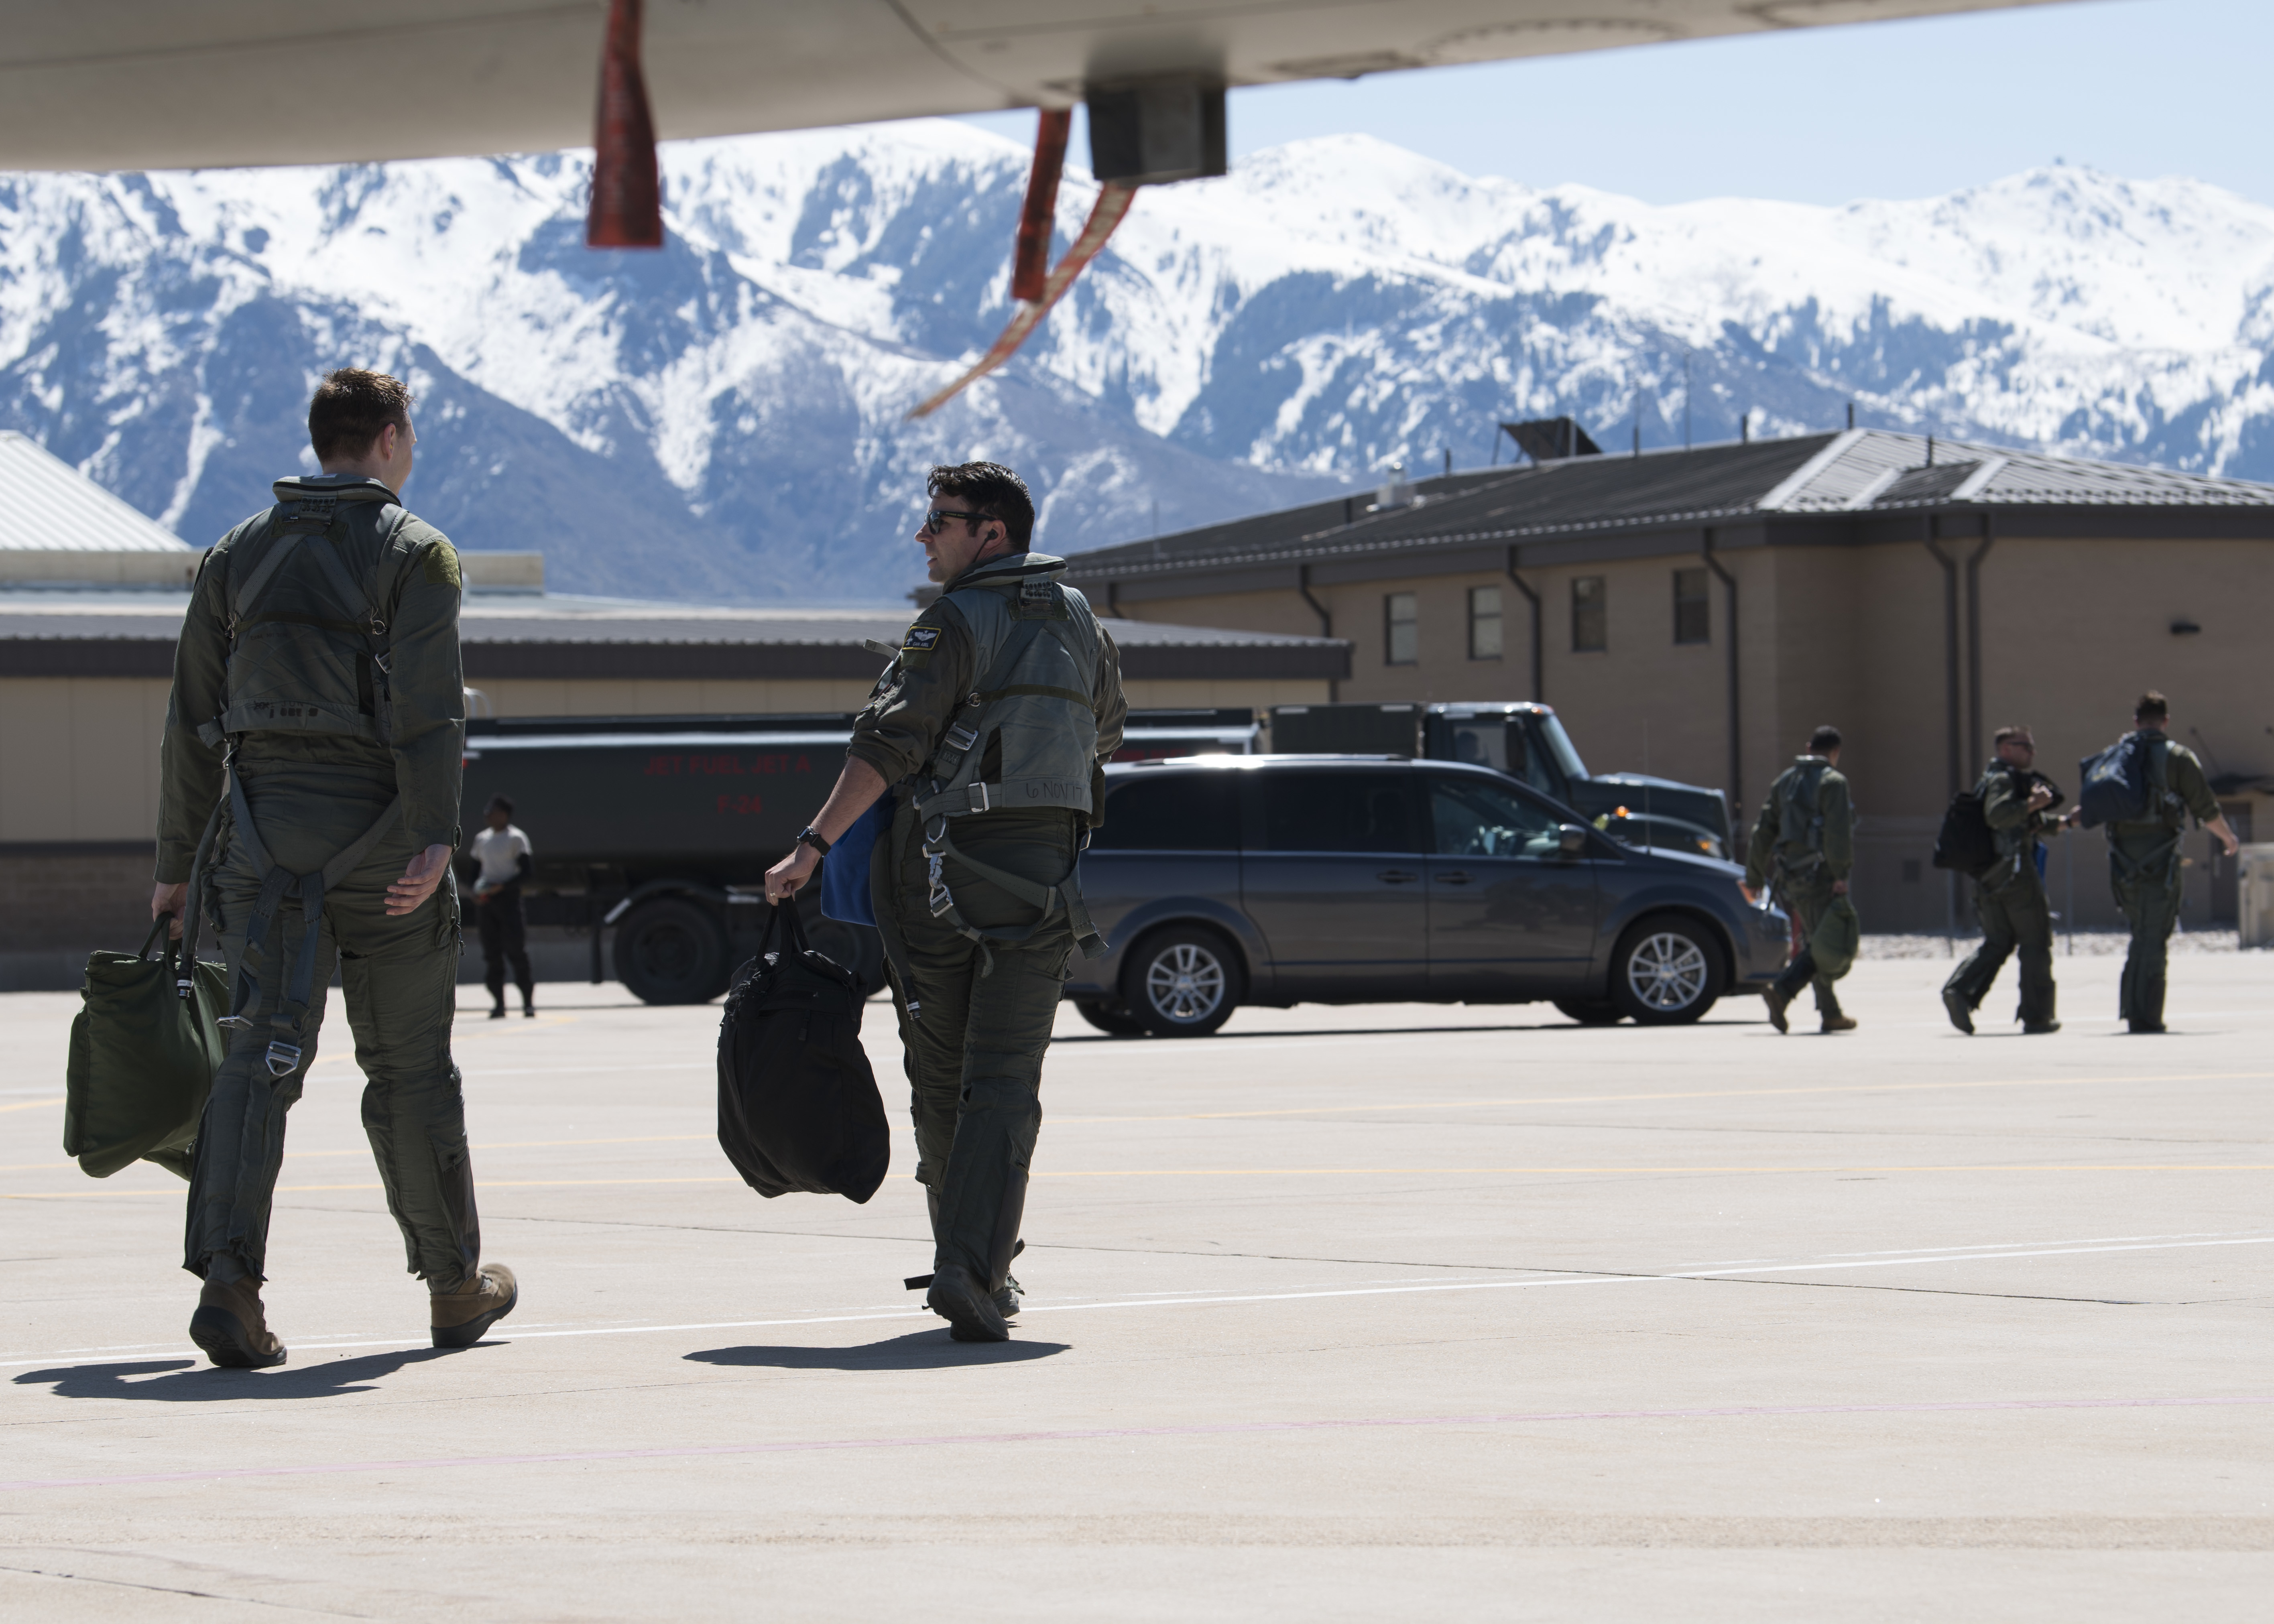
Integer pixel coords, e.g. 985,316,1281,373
189,1273,287,1370
1820,1014,1859,1033
431,1263,518,1349
1762,984,1793,1034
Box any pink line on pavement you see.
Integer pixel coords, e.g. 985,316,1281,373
6,1395,2268,1493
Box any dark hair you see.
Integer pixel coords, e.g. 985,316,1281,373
1808,725,1842,754
1993,724,2032,748
927,461,1035,552
2135,690,2168,724
486,793,515,816
309,369,414,463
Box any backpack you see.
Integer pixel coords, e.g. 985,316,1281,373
1932,782,1999,878
2077,733,2174,829
715,903,889,1203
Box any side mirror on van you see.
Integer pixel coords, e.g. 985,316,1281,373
1556,823,1589,859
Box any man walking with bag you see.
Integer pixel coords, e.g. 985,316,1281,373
151,368,516,1368
765,462,1125,1342
1941,726,2066,1035
1744,726,1859,1035
2081,692,2239,1033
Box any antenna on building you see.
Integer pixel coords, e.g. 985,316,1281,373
1846,400,1855,431
1740,413,1749,444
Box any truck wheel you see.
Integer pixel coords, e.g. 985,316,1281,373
1609,913,1726,1026
1074,1000,1146,1037
615,897,731,1005
1552,998,1624,1026
1121,925,1243,1038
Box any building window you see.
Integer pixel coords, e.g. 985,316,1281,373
1385,591,1418,665
1571,575,1606,652
1673,567,1710,645
1467,586,1503,660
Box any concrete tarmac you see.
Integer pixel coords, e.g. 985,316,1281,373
3,955,2268,1620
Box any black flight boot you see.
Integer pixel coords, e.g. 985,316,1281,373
927,1263,1010,1343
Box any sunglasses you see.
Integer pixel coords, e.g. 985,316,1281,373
921,508,993,536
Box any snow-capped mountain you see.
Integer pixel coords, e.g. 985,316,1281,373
2,124,2270,602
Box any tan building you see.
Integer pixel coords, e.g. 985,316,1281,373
1066,427,2274,933
0,437,1344,984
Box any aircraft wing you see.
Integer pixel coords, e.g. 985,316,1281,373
2,1,2074,172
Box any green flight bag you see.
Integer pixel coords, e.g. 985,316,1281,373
1808,895,1861,982
63,808,229,1180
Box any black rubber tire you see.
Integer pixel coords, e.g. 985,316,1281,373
1607,913,1727,1026
1552,998,1624,1026
614,896,732,1005
1074,1000,1147,1037
1121,924,1244,1038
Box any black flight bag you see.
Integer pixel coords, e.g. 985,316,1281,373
715,902,890,1203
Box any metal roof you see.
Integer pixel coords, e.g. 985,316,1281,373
0,593,1351,683
0,433,192,553
1063,431,2274,585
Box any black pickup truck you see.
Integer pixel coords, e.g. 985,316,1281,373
457,708,1262,1004
1268,701,1729,851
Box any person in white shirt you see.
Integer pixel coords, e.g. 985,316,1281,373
467,795,535,1018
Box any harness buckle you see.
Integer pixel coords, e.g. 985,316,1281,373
367,613,388,638
218,1013,254,1029
944,723,978,752
967,783,991,813
262,1041,303,1078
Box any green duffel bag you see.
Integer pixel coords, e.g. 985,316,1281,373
64,835,229,1180
1808,894,1862,982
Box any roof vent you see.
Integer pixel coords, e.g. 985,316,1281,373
1371,461,1417,512
1500,417,1601,464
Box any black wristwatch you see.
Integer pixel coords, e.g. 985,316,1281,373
796,826,832,856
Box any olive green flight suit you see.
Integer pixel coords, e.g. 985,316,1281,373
157,474,480,1289
1943,764,2058,1028
1744,755,1856,1017
2103,732,2219,1031
849,553,1126,1291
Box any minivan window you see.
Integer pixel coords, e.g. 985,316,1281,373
1258,771,1421,854
1430,776,1563,859
1090,773,1240,850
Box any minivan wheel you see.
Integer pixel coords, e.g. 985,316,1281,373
1074,1000,1146,1037
1552,998,1623,1026
1609,914,1726,1025
615,897,731,1005
1123,925,1243,1038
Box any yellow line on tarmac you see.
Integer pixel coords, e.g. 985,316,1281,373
10,1163,2271,1200
0,1097,63,1114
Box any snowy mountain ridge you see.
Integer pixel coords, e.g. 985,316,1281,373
1,123,2269,602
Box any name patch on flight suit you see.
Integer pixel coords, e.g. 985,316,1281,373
899,622,943,668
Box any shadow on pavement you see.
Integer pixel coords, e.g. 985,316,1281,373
684,1331,1069,1370
14,1346,468,1401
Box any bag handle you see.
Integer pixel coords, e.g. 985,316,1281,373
139,913,175,960
173,793,229,995
759,899,813,962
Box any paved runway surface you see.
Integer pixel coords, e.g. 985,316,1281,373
3,956,2268,1619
